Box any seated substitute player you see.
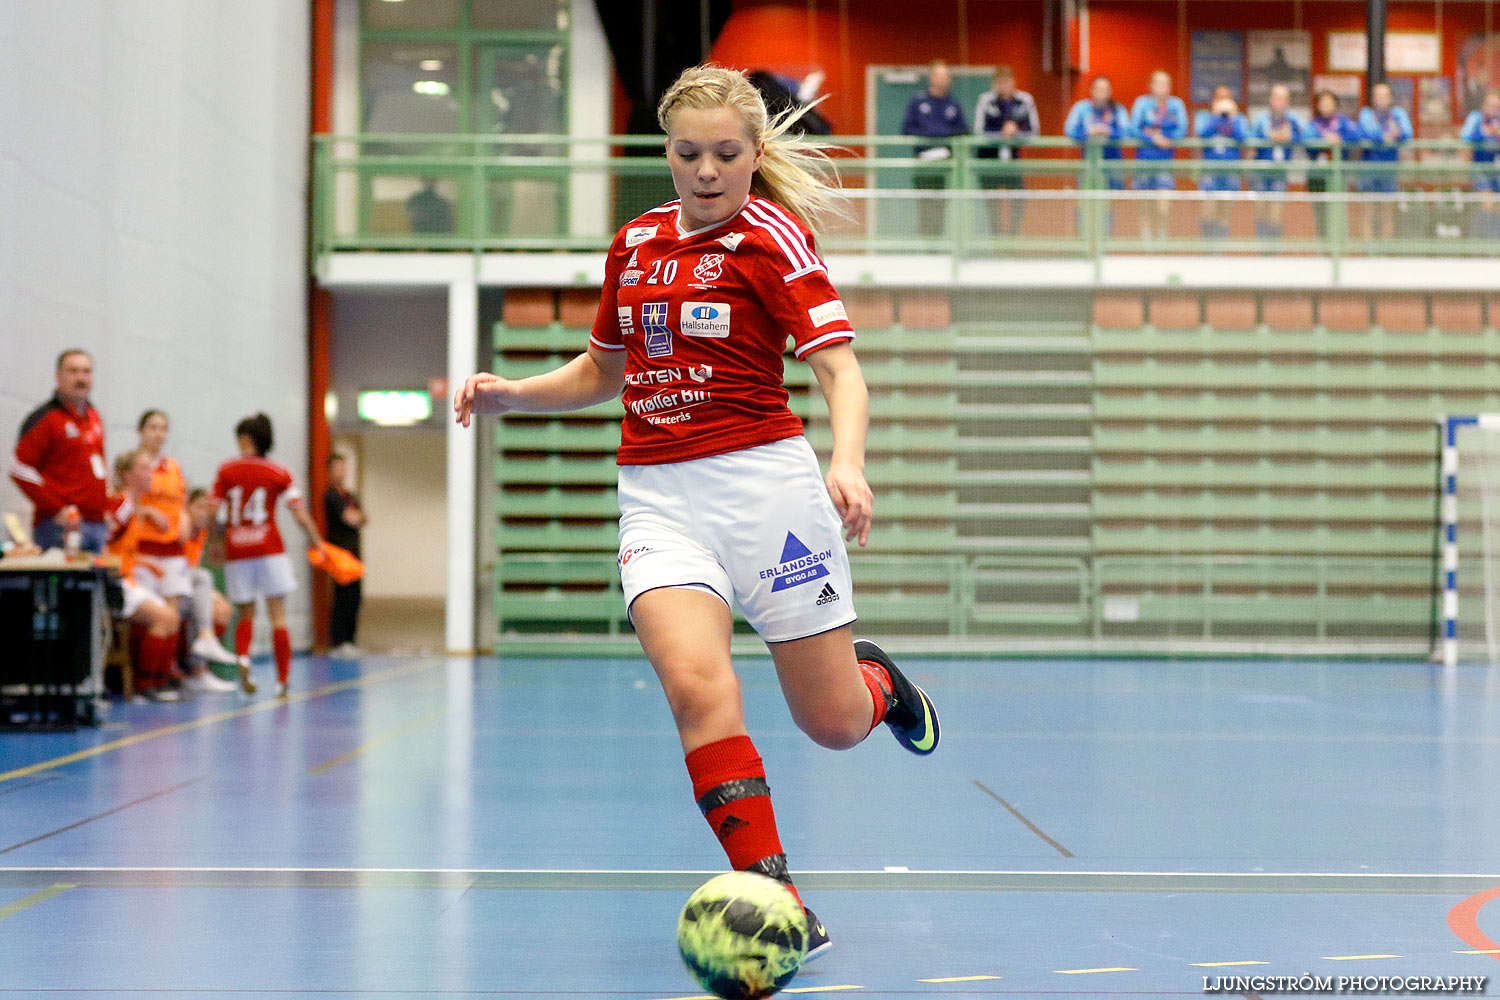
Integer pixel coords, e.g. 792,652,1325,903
455,64,940,961
107,450,185,701
1194,86,1248,238
1129,70,1188,240
212,413,322,698
1248,84,1310,240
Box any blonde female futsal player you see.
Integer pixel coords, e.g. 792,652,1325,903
456,65,940,958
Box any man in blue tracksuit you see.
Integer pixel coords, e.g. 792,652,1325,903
1194,85,1248,238
1461,89,1500,235
1307,88,1362,238
901,59,968,239
1248,83,1310,239
1130,70,1188,239
1358,81,1412,239
1065,76,1129,235
973,65,1039,236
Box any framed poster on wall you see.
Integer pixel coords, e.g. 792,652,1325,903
1247,30,1310,115
1190,31,1244,105
1328,32,1441,73
1457,33,1500,115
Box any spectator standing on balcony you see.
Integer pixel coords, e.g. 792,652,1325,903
407,177,455,235
1358,82,1412,240
1249,84,1310,241
900,60,968,239
323,451,366,657
1307,88,1360,238
1129,70,1188,240
1194,86,1248,239
1065,76,1129,235
973,65,1039,237
1460,90,1500,235
9,350,108,553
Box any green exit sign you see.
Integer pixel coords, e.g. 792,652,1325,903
358,390,432,426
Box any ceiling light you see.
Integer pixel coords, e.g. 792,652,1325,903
419,59,443,71
413,80,451,96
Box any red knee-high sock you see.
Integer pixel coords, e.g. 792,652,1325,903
139,633,178,688
685,735,802,908
272,628,291,685
234,618,253,658
859,661,894,734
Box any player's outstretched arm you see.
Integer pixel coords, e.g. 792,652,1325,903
291,504,323,549
807,343,873,547
454,345,627,428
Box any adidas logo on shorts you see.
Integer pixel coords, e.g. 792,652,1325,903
815,582,840,606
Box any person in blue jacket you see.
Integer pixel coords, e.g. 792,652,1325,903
1461,89,1500,235
1358,81,1412,239
901,59,968,239
1194,85,1248,238
1248,84,1310,239
1307,88,1361,238
1065,76,1129,235
1130,70,1188,239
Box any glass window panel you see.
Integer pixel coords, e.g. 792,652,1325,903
472,42,566,136
470,0,568,31
360,0,460,31
361,41,461,134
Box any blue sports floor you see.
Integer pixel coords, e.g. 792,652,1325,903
4,652,1500,998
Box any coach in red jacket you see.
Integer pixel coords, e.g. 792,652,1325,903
9,350,109,552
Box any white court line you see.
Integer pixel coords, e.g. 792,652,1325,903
4,866,1500,878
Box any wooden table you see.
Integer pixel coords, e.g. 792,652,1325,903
0,556,114,728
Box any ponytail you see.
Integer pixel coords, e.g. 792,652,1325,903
657,65,849,236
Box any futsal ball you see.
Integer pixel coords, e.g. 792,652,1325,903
676,871,809,999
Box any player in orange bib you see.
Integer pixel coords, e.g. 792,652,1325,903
106,450,184,701
212,413,322,697
455,65,940,958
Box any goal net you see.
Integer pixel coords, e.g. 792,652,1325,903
1442,415,1500,667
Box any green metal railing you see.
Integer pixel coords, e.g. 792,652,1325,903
311,132,1500,261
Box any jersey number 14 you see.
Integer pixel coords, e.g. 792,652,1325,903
226,485,269,527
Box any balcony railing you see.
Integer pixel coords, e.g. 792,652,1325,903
310,133,1500,261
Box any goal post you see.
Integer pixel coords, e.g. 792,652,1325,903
1438,414,1500,668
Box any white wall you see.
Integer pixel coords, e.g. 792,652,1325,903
0,1,313,641
357,428,447,599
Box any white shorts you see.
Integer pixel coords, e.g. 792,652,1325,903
223,553,297,604
131,555,192,600
617,436,857,643
121,579,166,620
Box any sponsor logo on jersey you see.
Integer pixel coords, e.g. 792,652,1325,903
625,225,657,248
815,582,840,606
628,387,711,416
619,269,643,287
65,422,80,438
759,532,832,592
619,544,652,566
808,299,848,328
617,305,634,334
680,301,731,338
693,253,725,282
716,231,745,251
623,365,713,387
642,301,672,358
626,249,639,268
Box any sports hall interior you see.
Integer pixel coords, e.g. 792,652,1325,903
4,1,1500,998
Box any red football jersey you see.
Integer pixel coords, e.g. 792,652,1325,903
9,396,108,524
211,456,303,562
589,196,856,465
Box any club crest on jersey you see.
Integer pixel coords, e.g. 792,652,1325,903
760,532,832,592
625,225,657,248
680,301,731,338
716,231,745,251
642,301,672,358
693,253,725,283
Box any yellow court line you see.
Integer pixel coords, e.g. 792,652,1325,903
1056,967,1138,974
1457,949,1500,954
920,976,1002,983
1323,954,1402,961
0,882,77,920
784,988,864,994
1192,961,1270,967
306,708,447,776
0,659,441,784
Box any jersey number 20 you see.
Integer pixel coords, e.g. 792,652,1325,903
646,259,677,285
